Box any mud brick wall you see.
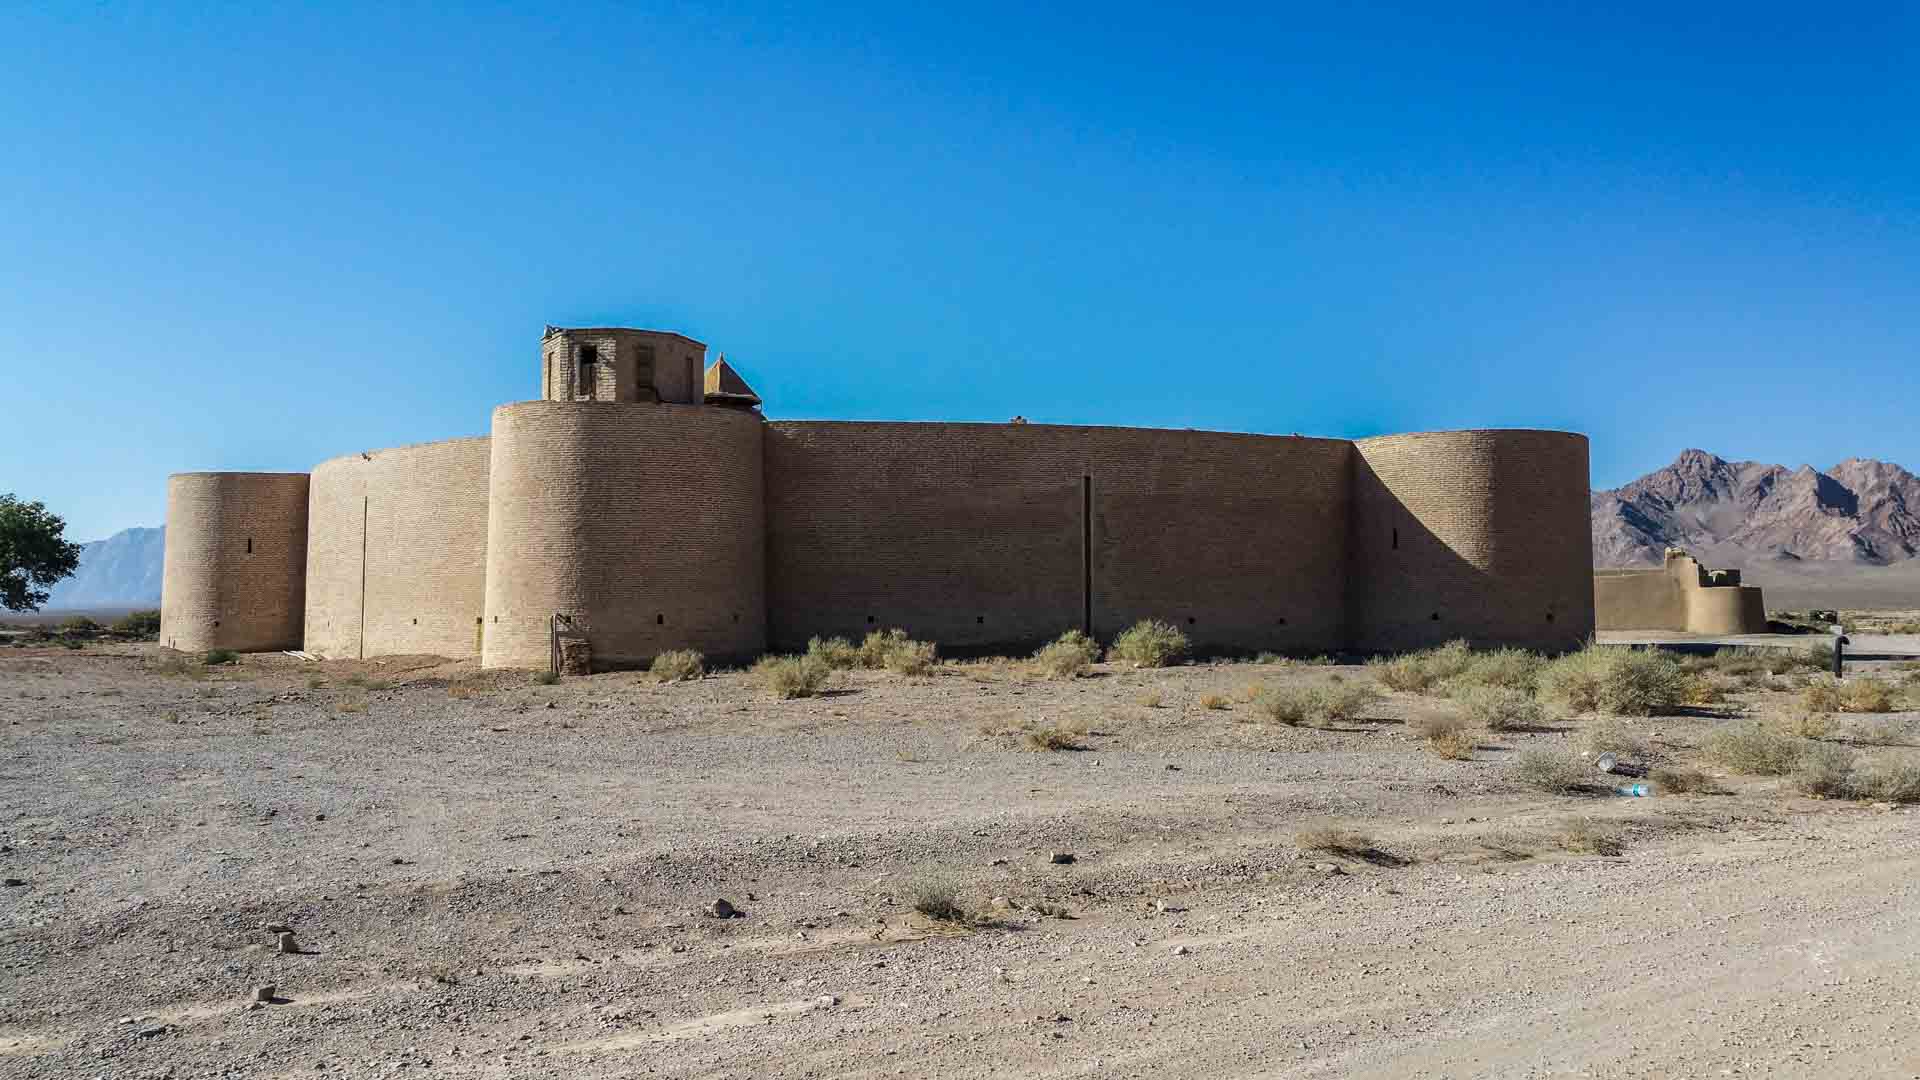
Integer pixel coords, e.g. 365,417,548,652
161,472,310,652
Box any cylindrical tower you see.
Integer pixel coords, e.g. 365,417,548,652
160,472,310,653
481,402,765,670
1349,430,1593,653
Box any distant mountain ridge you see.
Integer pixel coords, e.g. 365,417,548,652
44,526,164,610
1592,450,1920,568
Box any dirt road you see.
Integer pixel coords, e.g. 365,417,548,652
2,646,1916,1078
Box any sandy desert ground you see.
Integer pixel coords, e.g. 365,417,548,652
4,642,1920,1079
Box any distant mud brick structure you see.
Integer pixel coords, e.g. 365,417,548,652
161,325,1599,669
1593,549,1767,634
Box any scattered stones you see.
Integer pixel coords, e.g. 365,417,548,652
136,1024,170,1039
1171,944,1190,956
263,923,292,934
2,878,24,887
277,932,299,954
814,994,840,1008
705,898,738,919
1050,852,1076,865
1155,900,1188,913
252,985,275,1003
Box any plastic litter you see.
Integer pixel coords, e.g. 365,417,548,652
1612,783,1651,797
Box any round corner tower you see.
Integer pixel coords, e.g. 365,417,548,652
160,471,311,653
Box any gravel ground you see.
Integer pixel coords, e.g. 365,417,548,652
3,644,1918,1078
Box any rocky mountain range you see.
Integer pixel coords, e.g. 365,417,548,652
44,526,164,611
1592,450,1920,569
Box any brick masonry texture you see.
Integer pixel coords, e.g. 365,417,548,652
304,438,492,660
764,423,1354,654
1594,552,1767,634
162,327,1599,669
482,402,765,670
160,472,309,652
1349,431,1594,653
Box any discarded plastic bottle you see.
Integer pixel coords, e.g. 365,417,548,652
1613,783,1650,797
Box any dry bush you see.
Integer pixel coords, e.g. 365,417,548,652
1235,682,1265,703
1448,648,1547,694
1135,689,1164,708
806,636,860,670
908,876,975,924
1254,683,1382,727
1840,677,1895,714
1453,686,1546,732
1295,825,1375,858
1801,679,1843,714
754,654,834,699
337,694,368,715
1579,718,1651,761
1368,639,1472,693
1852,755,1920,803
203,649,238,666
1023,722,1086,751
1414,713,1479,760
1512,749,1592,794
1555,818,1624,856
649,649,705,682
882,638,938,676
447,681,480,700
1108,620,1189,668
1650,765,1715,794
1701,722,1808,776
1199,693,1230,711
1537,645,1686,716
1681,674,1729,705
1032,630,1100,679
1790,742,1858,798
1775,707,1832,739
532,670,560,686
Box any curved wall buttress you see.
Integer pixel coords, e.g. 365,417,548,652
304,437,491,659
1350,430,1593,652
482,402,765,670
160,472,310,652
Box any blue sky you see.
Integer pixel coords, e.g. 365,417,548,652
3,2,1916,541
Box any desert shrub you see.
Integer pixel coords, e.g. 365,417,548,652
202,649,238,666
650,649,705,682
1199,693,1230,710
1295,825,1374,857
1368,639,1473,693
882,638,937,676
1650,765,1715,794
1578,718,1651,761
1449,648,1546,694
1537,645,1686,716
1801,678,1842,714
805,636,860,670
1453,686,1545,732
1790,742,1859,798
532,670,559,685
1681,674,1728,705
337,694,368,714
1701,722,1807,776
1108,619,1188,668
1852,755,1920,803
1254,683,1381,727
753,654,834,699
111,610,162,638
1512,749,1592,794
908,876,973,924
1135,689,1164,708
60,616,101,632
1235,682,1264,702
1413,712,1479,760
1032,630,1100,678
1775,707,1832,739
1555,818,1623,856
1840,677,1895,714
1023,722,1085,751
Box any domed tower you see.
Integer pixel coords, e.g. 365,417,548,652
539,326,708,405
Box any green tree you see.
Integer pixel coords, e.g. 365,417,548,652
0,495,83,612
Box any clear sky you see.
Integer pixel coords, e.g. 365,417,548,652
3,2,1916,542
